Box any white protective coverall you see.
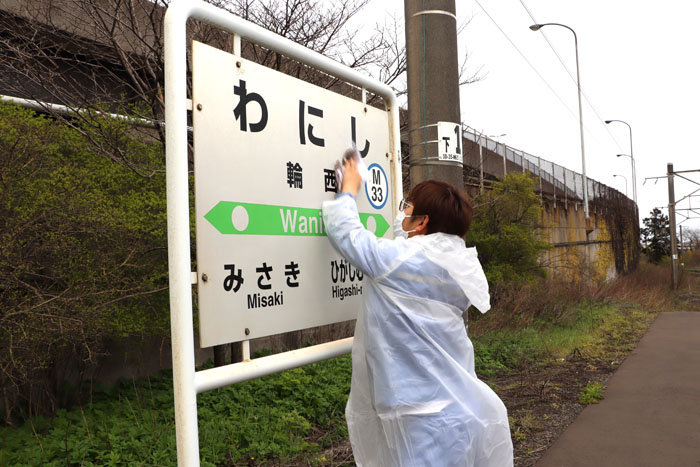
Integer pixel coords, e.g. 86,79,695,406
322,194,513,467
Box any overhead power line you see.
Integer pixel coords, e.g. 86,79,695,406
471,0,607,142
518,0,625,153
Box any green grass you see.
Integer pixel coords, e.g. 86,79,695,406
579,382,605,405
473,302,655,378
1,355,352,466
1,301,654,465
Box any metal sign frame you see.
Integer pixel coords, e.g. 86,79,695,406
164,1,401,465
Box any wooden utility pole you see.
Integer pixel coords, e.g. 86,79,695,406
404,0,463,190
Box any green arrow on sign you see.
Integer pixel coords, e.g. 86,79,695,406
358,212,391,238
204,201,390,238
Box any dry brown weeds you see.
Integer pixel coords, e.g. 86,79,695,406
468,259,699,339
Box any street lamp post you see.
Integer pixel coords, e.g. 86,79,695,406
606,120,636,206
616,154,636,205
613,174,628,197
530,23,589,219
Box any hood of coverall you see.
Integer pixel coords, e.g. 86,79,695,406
408,232,491,313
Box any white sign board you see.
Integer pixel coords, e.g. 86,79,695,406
192,41,394,347
437,121,463,163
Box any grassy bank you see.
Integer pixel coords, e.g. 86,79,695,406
1,354,352,466
473,301,656,379
2,263,695,466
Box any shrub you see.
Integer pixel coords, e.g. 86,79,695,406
0,102,168,423
465,173,550,284
579,382,605,405
0,355,352,466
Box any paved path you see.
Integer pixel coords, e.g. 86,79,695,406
535,312,700,467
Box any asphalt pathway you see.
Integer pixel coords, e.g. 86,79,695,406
535,312,700,467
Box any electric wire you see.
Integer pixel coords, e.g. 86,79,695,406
518,0,626,153
471,0,583,130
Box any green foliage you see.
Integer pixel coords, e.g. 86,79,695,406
578,382,605,405
0,102,168,421
465,173,550,283
641,208,671,264
472,302,653,378
0,355,352,466
509,410,540,444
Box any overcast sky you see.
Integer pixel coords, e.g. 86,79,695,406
351,0,700,231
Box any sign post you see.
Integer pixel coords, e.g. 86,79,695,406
164,1,401,465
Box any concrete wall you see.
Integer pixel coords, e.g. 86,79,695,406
539,198,618,282
460,136,638,282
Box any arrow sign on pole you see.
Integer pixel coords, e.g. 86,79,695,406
204,201,390,237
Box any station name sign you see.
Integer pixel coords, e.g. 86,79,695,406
192,42,394,347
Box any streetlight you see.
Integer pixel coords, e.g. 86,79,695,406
530,23,589,219
616,154,636,202
613,174,628,197
606,120,636,206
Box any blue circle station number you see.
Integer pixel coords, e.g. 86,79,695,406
365,163,388,209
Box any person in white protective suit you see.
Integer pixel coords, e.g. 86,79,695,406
322,157,513,467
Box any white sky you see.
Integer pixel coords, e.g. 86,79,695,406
350,0,700,231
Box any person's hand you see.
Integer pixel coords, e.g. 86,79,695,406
341,155,362,197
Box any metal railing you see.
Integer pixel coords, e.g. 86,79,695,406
462,125,625,207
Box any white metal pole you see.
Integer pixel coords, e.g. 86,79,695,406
572,30,589,219
610,120,636,204
613,174,628,197
1,94,161,128
196,338,352,393
164,3,200,466
233,34,241,55
242,341,250,361
628,130,637,206
631,156,637,205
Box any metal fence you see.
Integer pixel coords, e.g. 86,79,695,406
461,125,622,206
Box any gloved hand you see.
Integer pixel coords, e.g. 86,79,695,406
341,155,362,197
334,148,367,198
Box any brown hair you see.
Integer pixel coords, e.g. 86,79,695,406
406,180,473,236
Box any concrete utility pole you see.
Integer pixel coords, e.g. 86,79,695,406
667,163,679,289
404,0,463,190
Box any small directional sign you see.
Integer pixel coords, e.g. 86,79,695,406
204,201,390,237
437,121,462,163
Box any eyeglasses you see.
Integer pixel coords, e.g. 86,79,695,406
398,199,413,212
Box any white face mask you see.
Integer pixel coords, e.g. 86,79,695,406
393,211,417,239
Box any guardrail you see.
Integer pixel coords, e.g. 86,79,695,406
462,125,623,208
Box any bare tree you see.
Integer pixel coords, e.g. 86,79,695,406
0,0,408,165
0,0,485,134
456,14,486,87
684,226,700,251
